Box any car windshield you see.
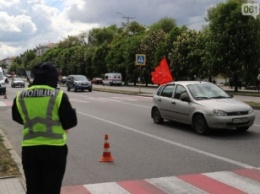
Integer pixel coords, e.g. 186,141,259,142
74,75,88,81
187,83,231,100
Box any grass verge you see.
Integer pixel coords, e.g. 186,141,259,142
0,134,20,177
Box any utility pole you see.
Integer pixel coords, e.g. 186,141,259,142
116,12,135,86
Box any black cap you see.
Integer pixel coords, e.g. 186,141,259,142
32,62,58,88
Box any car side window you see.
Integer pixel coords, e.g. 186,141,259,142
160,84,175,98
174,85,186,99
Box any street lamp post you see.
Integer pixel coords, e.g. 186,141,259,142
116,12,135,86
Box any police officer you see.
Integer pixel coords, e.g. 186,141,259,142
12,62,77,194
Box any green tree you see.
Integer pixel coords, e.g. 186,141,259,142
207,0,260,91
88,26,118,47
149,17,177,33
92,44,110,78
140,29,166,85
169,30,201,80
154,26,187,66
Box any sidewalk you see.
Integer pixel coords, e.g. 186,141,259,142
0,177,25,194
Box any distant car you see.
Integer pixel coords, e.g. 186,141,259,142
67,75,92,92
11,78,25,88
4,76,9,84
61,76,67,85
0,71,6,95
103,73,122,86
91,77,103,85
57,83,60,90
151,81,255,135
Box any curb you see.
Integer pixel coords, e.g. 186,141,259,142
0,129,26,190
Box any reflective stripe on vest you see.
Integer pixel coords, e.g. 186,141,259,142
18,88,63,140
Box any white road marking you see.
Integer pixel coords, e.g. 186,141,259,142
205,171,260,194
70,99,91,103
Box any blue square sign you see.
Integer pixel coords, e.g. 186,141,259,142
135,54,146,66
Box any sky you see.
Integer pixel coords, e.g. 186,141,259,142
0,0,253,59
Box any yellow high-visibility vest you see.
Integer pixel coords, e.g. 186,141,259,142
16,85,67,146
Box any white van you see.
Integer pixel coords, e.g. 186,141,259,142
103,73,122,86
0,67,7,95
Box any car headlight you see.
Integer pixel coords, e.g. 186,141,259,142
213,109,227,116
248,107,254,114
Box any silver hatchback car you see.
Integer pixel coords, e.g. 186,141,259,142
151,81,255,135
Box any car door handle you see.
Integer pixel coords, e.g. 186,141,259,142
171,101,176,104
158,99,162,102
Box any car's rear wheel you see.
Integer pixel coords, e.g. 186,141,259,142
152,108,164,124
193,114,208,135
236,127,249,131
67,86,70,91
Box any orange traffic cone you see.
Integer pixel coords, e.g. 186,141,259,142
99,134,114,162
3,92,7,99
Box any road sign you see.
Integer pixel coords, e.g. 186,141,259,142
135,54,146,66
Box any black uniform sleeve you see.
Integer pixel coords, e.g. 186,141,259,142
12,97,24,125
59,92,77,130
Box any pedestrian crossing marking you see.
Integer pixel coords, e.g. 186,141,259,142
61,167,260,194
0,101,12,107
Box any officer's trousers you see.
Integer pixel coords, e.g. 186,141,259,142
22,145,68,194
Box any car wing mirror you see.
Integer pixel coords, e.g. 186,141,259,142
180,93,191,102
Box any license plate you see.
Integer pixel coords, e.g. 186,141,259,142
232,118,248,124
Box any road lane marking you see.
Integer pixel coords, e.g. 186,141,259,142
69,96,151,108
70,99,91,103
77,111,255,169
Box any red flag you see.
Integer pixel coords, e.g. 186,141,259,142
151,57,173,85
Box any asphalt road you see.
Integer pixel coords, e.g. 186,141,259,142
0,84,259,187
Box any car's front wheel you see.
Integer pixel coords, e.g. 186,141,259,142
67,86,70,91
193,114,208,135
152,107,164,124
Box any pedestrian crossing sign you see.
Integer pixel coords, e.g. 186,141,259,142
135,54,146,66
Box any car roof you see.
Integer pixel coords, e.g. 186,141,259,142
164,81,211,86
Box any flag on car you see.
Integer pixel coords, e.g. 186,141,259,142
151,57,173,85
